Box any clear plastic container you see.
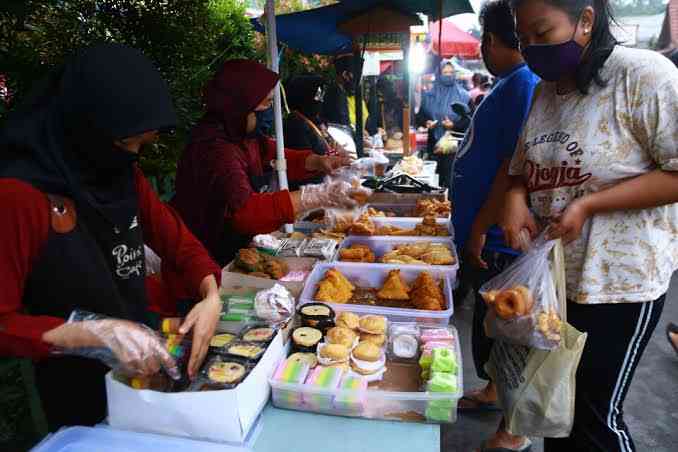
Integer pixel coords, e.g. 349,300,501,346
299,262,454,325
363,217,455,239
270,324,463,424
335,236,459,283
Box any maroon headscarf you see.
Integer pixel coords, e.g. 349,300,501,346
195,59,279,143
173,60,280,264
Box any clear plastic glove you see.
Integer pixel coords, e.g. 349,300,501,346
299,176,372,212
48,310,180,380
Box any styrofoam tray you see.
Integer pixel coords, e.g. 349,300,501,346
334,236,458,282
299,262,454,325
270,324,463,424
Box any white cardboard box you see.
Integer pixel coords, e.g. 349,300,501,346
105,331,284,443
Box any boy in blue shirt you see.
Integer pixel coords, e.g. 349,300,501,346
451,1,539,451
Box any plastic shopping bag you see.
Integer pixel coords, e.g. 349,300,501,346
479,233,566,350
485,322,587,438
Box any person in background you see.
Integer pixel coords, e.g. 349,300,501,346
173,60,360,266
283,74,332,190
0,44,222,430
369,76,405,139
418,59,471,187
452,1,540,451
322,54,371,134
284,74,330,157
469,73,491,107
504,1,678,450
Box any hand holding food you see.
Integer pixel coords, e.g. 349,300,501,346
45,315,179,379
300,177,372,212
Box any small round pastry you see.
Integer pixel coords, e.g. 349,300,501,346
352,341,381,362
360,332,386,347
208,361,246,385
326,327,357,349
327,362,350,372
287,352,318,368
513,285,534,313
335,311,360,330
359,315,387,335
494,289,527,320
292,327,323,352
481,290,500,305
350,360,385,376
319,343,350,363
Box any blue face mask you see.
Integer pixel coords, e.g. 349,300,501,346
439,75,456,87
254,108,273,137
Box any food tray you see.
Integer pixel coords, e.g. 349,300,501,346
270,324,463,424
299,262,454,325
334,236,459,283
361,217,454,239
365,202,450,220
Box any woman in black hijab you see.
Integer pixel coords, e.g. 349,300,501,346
0,44,222,430
284,74,331,156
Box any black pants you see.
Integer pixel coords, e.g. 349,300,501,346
467,249,517,381
544,296,665,452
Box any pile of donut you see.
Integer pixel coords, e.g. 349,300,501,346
481,285,534,320
481,285,562,342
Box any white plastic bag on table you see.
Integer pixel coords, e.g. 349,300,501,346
479,232,566,350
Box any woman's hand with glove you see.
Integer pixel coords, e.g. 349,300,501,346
43,312,179,380
298,176,372,212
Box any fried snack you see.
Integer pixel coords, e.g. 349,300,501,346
263,259,288,279
537,309,562,341
348,214,376,236
414,198,452,218
377,269,411,300
235,248,262,272
380,242,455,266
413,216,448,236
410,272,444,311
314,268,355,303
339,244,375,263
336,311,360,330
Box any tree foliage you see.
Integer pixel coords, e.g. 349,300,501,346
1,0,260,182
612,0,667,16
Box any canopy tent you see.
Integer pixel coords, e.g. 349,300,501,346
255,0,475,55
429,19,480,58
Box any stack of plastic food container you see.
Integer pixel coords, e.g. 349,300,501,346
299,262,454,325
269,323,463,424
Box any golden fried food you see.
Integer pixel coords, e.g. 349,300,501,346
339,244,375,263
413,216,449,236
377,269,411,300
379,242,455,266
410,272,444,311
414,198,452,218
315,268,354,303
263,259,288,279
348,214,375,236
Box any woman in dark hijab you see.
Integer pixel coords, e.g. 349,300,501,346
284,74,331,156
418,59,471,188
0,44,222,430
173,60,361,266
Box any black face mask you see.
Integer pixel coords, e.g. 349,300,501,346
303,100,322,119
253,108,273,137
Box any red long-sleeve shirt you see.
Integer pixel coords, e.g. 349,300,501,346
173,134,317,263
0,167,221,359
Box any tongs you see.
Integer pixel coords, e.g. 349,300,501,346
362,174,443,194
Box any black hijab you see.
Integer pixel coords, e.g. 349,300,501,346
286,74,325,119
0,43,177,229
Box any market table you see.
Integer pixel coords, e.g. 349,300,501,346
254,404,440,452
32,403,440,451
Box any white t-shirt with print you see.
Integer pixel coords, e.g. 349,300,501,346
510,46,678,304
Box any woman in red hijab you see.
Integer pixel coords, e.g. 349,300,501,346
173,60,362,265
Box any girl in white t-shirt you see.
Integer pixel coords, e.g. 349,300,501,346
503,1,678,451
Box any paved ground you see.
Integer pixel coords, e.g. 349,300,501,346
442,274,678,452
